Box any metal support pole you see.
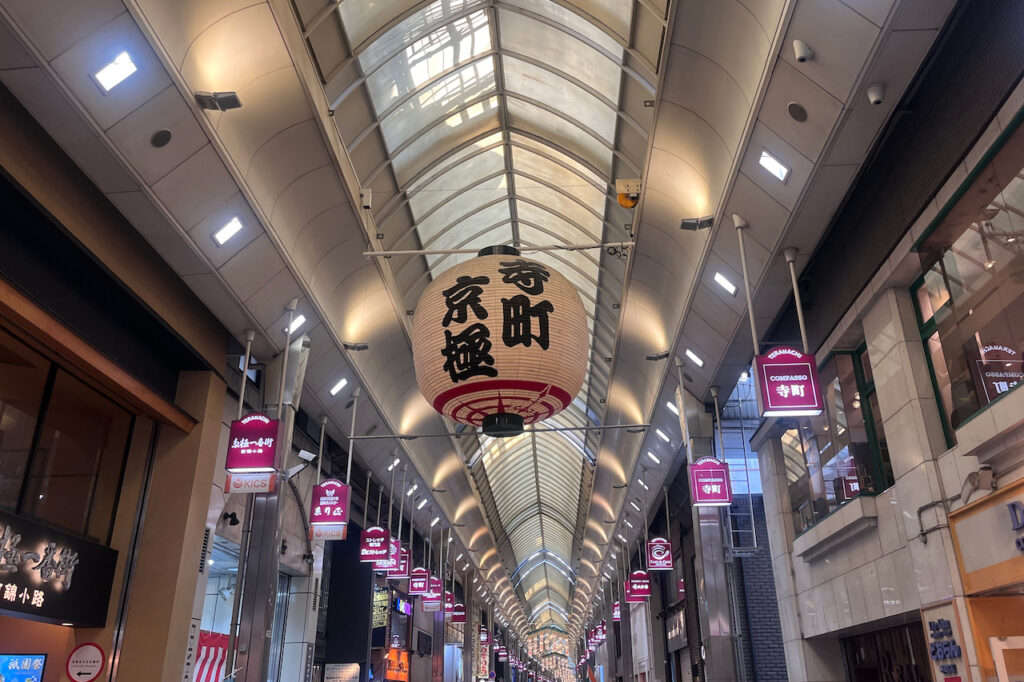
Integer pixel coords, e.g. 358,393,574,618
346,388,361,485
315,415,327,484
236,330,255,420
784,247,811,355
363,471,372,529
734,215,760,355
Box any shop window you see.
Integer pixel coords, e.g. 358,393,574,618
0,323,134,542
786,352,892,535
913,116,1024,436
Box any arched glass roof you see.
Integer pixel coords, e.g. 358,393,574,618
327,0,652,629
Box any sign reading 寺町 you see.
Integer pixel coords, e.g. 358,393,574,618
754,346,823,417
690,457,733,506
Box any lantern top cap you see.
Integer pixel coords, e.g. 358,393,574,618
477,245,521,257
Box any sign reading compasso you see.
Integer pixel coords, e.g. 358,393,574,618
66,643,105,682
753,346,823,417
0,511,117,627
690,457,733,506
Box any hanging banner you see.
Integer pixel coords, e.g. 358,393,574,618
444,591,454,616
612,601,620,622
387,547,410,579
690,456,733,506
422,576,443,611
310,524,347,541
677,578,686,600
498,646,508,663
359,526,390,563
225,413,279,472
646,537,673,571
626,570,650,602
480,626,490,644
374,537,401,571
408,567,429,595
310,479,350,526
452,602,467,623
753,346,823,417
224,471,275,494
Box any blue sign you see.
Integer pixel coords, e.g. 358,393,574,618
0,654,46,682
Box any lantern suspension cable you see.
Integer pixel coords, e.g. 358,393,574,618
733,215,760,355
363,241,633,258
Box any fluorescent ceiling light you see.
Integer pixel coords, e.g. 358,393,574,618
666,400,679,416
417,499,428,510
609,551,616,559
624,520,634,529
407,483,418,497
213,216,243,245
713,271,737,296
740,371,749,381
456,553,463,562
94,51,137,91
656,429,670,443
629,500,641,512
448,536,454,543
685,349,704,367
646,451,661,465
758,150,790,182
329,377,347,396
387,457,400,471
431,516,440,527
285,315,306,335
616,534,626,543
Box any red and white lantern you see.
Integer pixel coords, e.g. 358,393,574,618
411,247,588,436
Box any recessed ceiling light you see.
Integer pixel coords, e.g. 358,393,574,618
646,451,661,465
665,400,679,416
616,533,626,543
207,559,214,566
629,500,641,512
624,520,633,528
740,371,749,381
387,457,400,471
758,150,790,182
685,349,704,368
418,499,428,510
213,216,243,245
407,483,418,497
456,553,463,561
637,478,649,491
330,377,348,396
285,314,306,335
94,51,137,92
656,429,670,443
431,516,440,527
713,272,737,296
609,551,616,559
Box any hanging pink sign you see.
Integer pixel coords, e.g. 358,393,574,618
626,570,650,602
409,567,430,595
646,537,673,571
225,413,279,473
444,591,454,616
422,576,443,611
612,600,620,622
374,537,401,571
359,526,391,563
387,547,410,579
754,346,823,417
690,456,733,506
310,479,350,525
677,578,685,600
452,602,467,623
479,626,489,644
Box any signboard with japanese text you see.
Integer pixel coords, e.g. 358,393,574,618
677,578,685,601
646,537,672,571
612,601,620,622
626,571,650,602
310,479,350,526
324,663,360,682
479,626,490,644
65,643,104,682
225,413,279,472
754,346,823,417
444,590,454,616
690,457,733,506
0,511,116,627
422,576,443,611
374,537,400,571
408,567,429,595
372,586,389,629
920,602,965,682
360,527,391,563
452,602,467,623
0,655,46,682
972,344,1024,404
387,547,410,579
385,648,410,682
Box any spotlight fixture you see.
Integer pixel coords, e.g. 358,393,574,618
680,216,714,231
195,90,243,111
343,341,369,351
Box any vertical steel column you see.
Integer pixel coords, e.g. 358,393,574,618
734,215,760,355
783,248,810,355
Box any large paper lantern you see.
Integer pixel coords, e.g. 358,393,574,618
412,246,588,436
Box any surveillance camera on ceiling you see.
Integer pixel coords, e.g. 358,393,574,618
866,82,885,106
792,40,813,63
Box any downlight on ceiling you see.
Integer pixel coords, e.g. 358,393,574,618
646,451,661,465
666,400,679,416
94,52,137,91
213,216,243,245
387,457,400,471
759,150,790,182
285,315,306,335
713,271,737,295
330,377,348,396
685,349,704,368
655,429,670,443
407,483,418,496
417,499,428,510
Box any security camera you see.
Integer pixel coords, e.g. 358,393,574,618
793,40,813,63
297,449,318,463
866,82,885,106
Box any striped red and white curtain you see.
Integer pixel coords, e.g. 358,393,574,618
194,630,229,682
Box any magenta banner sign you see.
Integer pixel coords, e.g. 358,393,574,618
690,456,733,506
612,600,620,622
452,602,467,623
359,526,390,563
626,570,650,602
678,578,686,600
408,567,429,595
421,576,443,611
754,346,823,417
225,413,279,473
444,591,454,616
387,547,410,579
310,479,350,526
374,537,401,571
646,537,672,571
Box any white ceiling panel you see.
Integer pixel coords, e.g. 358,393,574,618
152,144,239,229
3,0,123,61
218,233,286,301
758,59,844,163
739,123,814,211
185,191,263,268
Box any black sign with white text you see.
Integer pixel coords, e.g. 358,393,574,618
0,510,117,627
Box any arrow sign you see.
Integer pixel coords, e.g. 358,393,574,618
66,642,105,682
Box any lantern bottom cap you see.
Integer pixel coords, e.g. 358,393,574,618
482,412,524,437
